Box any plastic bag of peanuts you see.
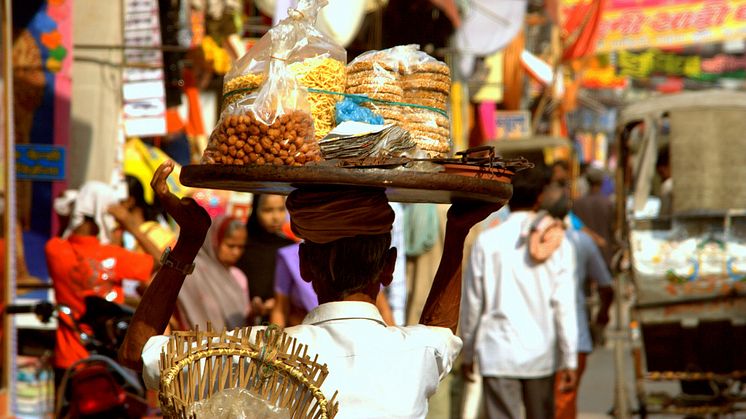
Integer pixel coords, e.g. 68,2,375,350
202,24,320,167
221,0,345,140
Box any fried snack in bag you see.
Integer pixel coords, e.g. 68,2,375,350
345,45,451,157
202,24,319,167
222,0,346,140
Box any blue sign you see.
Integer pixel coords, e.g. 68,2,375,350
16,144,66,181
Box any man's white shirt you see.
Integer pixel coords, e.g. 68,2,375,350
460,211,578,378
142,301,461,419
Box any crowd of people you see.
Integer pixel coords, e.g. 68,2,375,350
40,158,618,418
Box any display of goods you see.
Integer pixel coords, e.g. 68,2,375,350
221,0,346,140
222,73,265,107
203,20,320,167
208,111,317,166
344,45,452,157
288,55,346,140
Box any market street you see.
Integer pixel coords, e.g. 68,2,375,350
5,0,746,417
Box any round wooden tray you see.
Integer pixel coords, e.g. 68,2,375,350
180,164,513,204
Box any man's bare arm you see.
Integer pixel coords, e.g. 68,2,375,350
118,161,211,371
419,203,501,333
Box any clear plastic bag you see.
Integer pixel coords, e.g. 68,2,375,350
345,49,402,102
202,24,319,166
222,0,346,140
345,45,452,157
188,387,291,419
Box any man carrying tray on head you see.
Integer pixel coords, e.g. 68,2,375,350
119,161,500,418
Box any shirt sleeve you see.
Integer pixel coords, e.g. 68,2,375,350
459,236,485,363
141,335,170,390
113,247,154,282
551,239,579,370
386,203,408,326
45,238,70,282
581,233,613,287
425,326,464,380
274,251,292,296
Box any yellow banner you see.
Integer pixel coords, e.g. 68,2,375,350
562,0,746,52
617,49,701,78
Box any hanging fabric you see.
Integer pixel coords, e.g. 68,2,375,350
561,0,606,61
502,31,525,111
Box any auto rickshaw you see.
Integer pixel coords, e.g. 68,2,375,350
614,90,746,417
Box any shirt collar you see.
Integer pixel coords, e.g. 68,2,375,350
302,301,386,326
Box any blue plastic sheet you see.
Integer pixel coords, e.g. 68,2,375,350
335,97,385,125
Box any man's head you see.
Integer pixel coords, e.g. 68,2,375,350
510,167,549,211
286,187,396,303
586,167,605,190
551,160,570,187
66,181,121,242
299,234,396,302
541,182,571,220
124,175,160,222
656,147,671,181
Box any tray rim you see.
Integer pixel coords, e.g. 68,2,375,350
180,164,513,204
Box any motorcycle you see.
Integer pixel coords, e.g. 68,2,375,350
5,296,149,418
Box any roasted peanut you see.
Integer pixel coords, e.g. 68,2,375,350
205,110,316,166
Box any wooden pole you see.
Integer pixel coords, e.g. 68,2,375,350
613,124,631,419
550,2,563,137
2,0,17,415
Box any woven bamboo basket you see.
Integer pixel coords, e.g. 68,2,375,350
158,324,339,419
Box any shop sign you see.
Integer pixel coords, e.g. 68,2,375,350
122,0,167,137
562,0,746,51
15,144,66,181
495,111,531,139
701,54,746,73
616,50,746,82
578,56,628,88
618,49,702,79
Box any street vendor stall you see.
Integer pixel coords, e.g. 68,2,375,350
615,90,746,417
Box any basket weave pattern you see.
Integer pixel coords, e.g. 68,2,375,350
158,324,339,419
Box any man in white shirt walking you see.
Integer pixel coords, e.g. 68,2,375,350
461,168,578,419
541,182,614,419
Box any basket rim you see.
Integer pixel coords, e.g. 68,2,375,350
159,325,336,419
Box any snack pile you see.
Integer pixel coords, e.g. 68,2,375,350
203,5,321,166
203,3,454,167
345,45,451,157
220,0,346,140
288,56,346,139
209,112,316,166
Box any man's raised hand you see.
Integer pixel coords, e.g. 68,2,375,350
150,161,211,242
